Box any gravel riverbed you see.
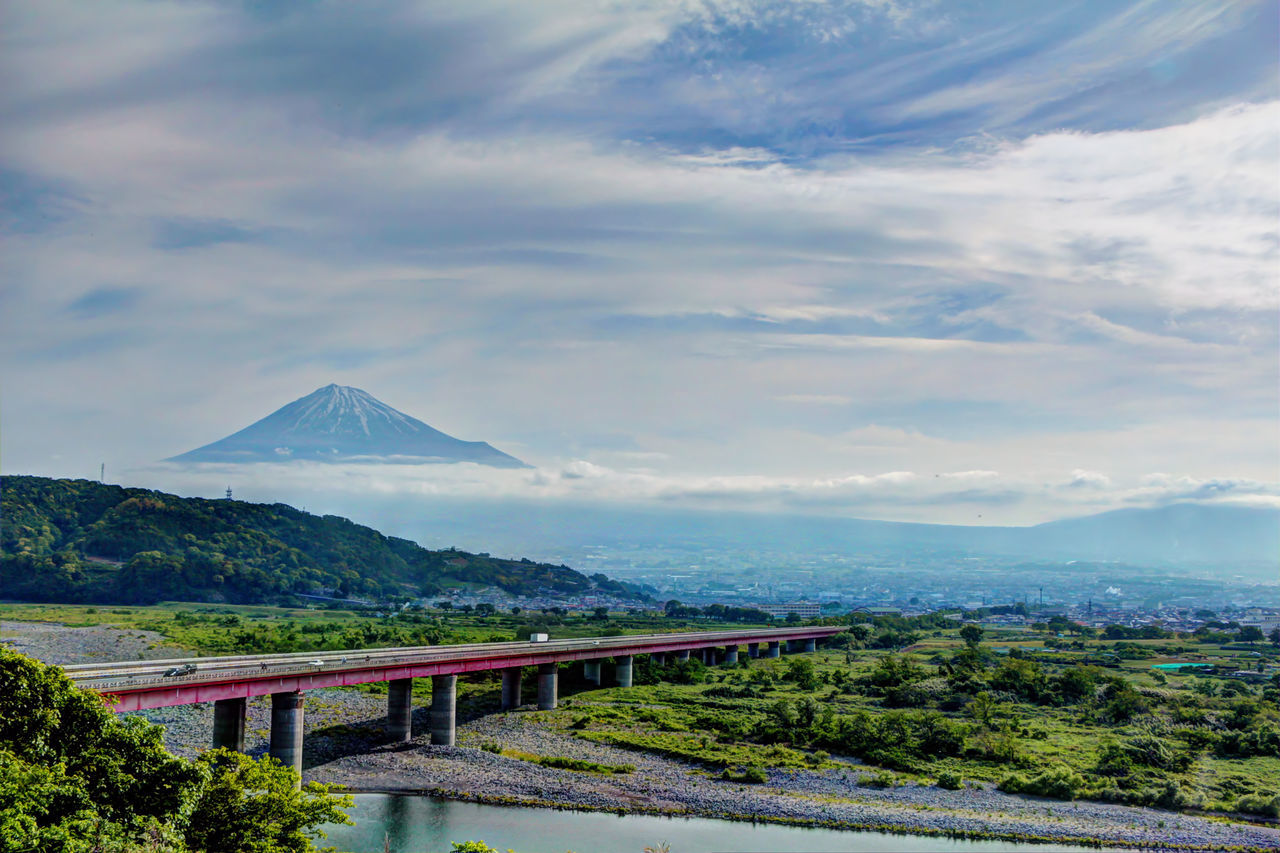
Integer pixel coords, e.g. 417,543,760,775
1,620,175,664
5,621,1277,851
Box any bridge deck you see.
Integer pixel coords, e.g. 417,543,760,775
63,625,844,711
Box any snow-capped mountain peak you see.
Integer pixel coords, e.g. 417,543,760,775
167,384,527,467
284,384,416,437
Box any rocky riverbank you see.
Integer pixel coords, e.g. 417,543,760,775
0,619,175,664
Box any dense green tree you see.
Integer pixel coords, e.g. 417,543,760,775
0,649,200,836
783,658,820,691
1103,624,1173,641
0,750,161,853
861,655,926,693
185,750,350,853
1237,626,1264,643
989,658,1046,703
1101,681,1148,724
848,624,871,644
969,691,998,728
0,649,350,852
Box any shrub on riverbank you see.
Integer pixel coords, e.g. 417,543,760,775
997,765,1217,811
998,765,1087,800
498,748,634,774
936,770,964,790
530,755,635,774
721,765,768,783
1233,792,1280,818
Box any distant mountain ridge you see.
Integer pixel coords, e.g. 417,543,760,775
168,384,526,467
1022,503,1280,568
342,497,1280,575
0,475,642,605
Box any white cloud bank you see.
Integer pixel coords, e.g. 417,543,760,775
129,457,1279,527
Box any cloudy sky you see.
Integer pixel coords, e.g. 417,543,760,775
2,0,1277,525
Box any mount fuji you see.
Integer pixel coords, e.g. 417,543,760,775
167,384,527,468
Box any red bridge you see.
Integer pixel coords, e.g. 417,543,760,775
63,625,844,784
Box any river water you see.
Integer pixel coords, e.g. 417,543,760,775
321,794,1089,853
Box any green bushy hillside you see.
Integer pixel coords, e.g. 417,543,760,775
0,476,643,605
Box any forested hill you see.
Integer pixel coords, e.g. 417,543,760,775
0,476,645,605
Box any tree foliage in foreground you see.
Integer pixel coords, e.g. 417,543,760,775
0,648,351,852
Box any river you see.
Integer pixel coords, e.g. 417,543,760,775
320,794,1091,853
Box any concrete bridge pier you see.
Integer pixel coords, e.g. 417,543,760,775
748,642,760,659
722,646,738,666
615,655,633,687
676,650,690,662
702,648,715,665
583,659,602,686
212,697,246,752
766,641,781,658
387,678,414,742
651,652,665,666
803,638,817,653
430,675,456,746
269,691,305,787
537,663,558,710
500,667,523,710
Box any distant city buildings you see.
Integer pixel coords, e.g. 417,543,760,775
1240,609,1280,635
756,601,822,619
